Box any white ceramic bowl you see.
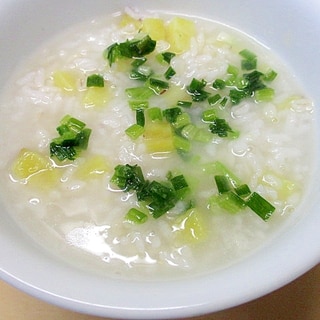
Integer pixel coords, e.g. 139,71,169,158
0,0,319,319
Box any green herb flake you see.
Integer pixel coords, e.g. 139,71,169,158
86,74,104,87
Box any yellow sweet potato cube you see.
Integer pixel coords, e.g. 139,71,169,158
53,70,78,92
166,17,196,54
75,155,110,180
174,209,208,244
11,149,59,189
119,13,142,30
82,87,110,108
144,121,175,154
142,18,166,41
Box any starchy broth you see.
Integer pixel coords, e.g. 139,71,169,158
0,9,315,280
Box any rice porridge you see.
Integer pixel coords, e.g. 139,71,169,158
0,9,315,280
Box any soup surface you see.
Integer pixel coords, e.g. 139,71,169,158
0,9,315,280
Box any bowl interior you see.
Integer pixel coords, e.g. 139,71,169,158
0,0,320,319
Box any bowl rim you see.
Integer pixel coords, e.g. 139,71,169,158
0,0,320,318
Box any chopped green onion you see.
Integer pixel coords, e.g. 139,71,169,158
242,70,266,93
125,208,148,224
263,69,278,82
229,88,248,105
209,163,276,220
57,115,86,134
180,124,212,143
220,96,228,107
241,59,257,71
50,115,91,161
170,174,190,199
143,180,176,218
130,65,153,81
239,49,257,71
125,87,154,100
131,57,147,67
112,165,193,220
177,100,192,108
208,94,222,106
125,124,144,140
76,128,92,149
158,52,176,64
214,175,233,194
239,49,257,61
163,107,182,123
147,107,163,121
136,109,145,127
246,192,275,221
105,35,156,66
173,135,191,152
227,64,239,77
146,78,169,95
147,180,174,200
148,200,175,219
86,74,104,87
255,87,275,102
202,161,242,187
50,143,77,162
128,100,149,110
202,109,217,122
181,124,198,140
164,66,176,80
209,118,234,137
186,78,210,102
172,113,191,129
111,164,145,191
170,174,189,191
104,43,120,67
193,128,213,142
212,79,226,90
235,184,251,198
210,191,246,214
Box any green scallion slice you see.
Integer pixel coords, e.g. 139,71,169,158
210,191,246,214
172,113,191,129
125,124,145,140
111,164,145,191
131,57,147,67
235,184,251,198
86,74,104,87
50,115,91,161
202,109,217,122
208,94,222,106
239,49,257,61
212,79,226,90
128,100,149,110
209,118,234,138
105,35,156,66
173,135,191,152
246,192,275,221
170,174,189,191
125,208,148,224
159,51,176,64
164,66,176,80
136,109,145,127
146,78,169,95
147,107,163,121
163,107,182,123
255,87,275,102
214,175,233,194
177,100,192,108
125,87,154,100
229,89,248,105
263,69,278,82
186,78,210,102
